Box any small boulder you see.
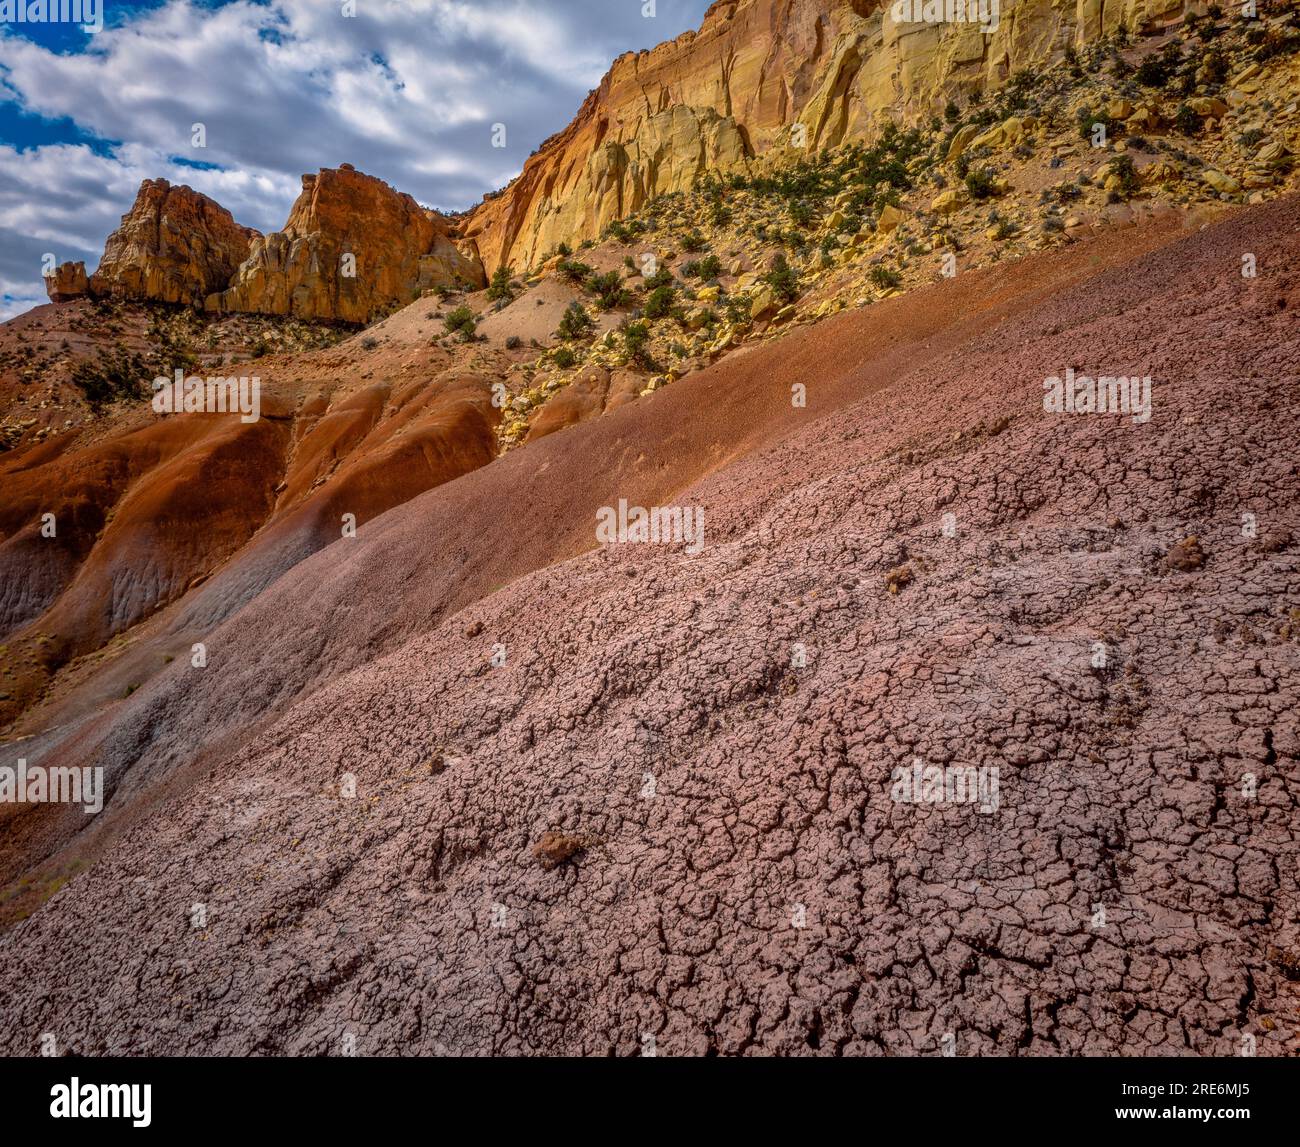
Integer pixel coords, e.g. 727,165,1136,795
1142,158,1182,186
749,284,777,320
1164,537,1206,573
946,123,979,161
1202,169,1241,195
930,189,966,216
876,203,906,233
1187,97,1228,119
532,831,588,871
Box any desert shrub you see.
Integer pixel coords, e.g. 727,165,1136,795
443,305,477,340
837,210,863,234
683,254,722,280
1195,17,1222,43
486,265,515,302
505,335,523,350
557,258,594,284
552,346,578,369
1003,68,1043,112
763,253,800,303
643,266,674,292
1200,47,1230,83
643,285,678,320
587,271,632,311
1107,155,1140,198
788,200,816,229
621,320,656,370
1077,107,1120,142
69,344,151,409
679,231,707,253
1134,41,1182,87
556,301,595,340
990,216,1019,240
964,166,998,200
1172,103,1201,136
1238,126,1266,151
869,265,902,289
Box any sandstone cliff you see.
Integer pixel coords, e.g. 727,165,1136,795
86,178,260,305
465,0,1196,272
55,0,1205,316
43,261,88,303
207,164,485,323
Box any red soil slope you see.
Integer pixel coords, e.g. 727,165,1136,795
0,196,1296,1055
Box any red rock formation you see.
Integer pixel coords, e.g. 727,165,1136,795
43,261,88,303
208,165,485,323
88,179,259,305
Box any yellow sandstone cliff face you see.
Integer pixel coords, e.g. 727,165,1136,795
65,0,1202,318
465,0,1198,273
43,261,89,303
207,165,485,324
79,179,260,306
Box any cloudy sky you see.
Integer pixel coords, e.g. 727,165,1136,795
0,0,714,319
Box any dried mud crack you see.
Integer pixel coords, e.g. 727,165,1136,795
0,196,1296,1057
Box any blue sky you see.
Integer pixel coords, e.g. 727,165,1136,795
0,0,715,318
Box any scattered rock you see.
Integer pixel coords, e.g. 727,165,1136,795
885,564,914,594
1202,169,1241,195
946,123,979,161
750,284,777,320
930,189,966,216
1187,97,1228,119
1164,537,1206,573
876,203,906,233
532,831,588,870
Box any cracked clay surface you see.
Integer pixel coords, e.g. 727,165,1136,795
0,197,1297,1057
